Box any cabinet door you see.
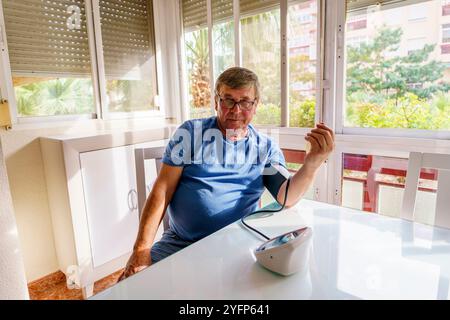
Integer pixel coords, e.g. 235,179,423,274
80,145,139,268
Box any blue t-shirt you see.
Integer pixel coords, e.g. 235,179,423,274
162,116,286,242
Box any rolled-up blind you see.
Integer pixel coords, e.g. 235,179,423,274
182,0,207,31
212,0,233,25
240,0,279,17
346,0,431,12
182,0,279,32
99,0,155,80
2,0,92,76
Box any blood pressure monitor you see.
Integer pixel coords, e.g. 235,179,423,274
254,227,312,276
242,162,313,276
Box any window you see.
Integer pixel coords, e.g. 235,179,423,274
344,0,450,131
212,0,235,80
182,0,212,119
2,0,95,117
384,8,402,26
443,0,450,16
0,0,159,120
443,24,450,43
407,37,426,55
346,13,367,31
99,0,158,113
181,0,321,128
181,0,236,120
408,3,427,22
241,1,281,126
341,152,438,225
346,36,368,48
288,0,318,128
442,43,450,54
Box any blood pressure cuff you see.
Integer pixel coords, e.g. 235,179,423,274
262,163,291,201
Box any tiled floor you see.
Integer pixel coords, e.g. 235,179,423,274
28,269,124,300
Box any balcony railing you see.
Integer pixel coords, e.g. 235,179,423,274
342,154,438,218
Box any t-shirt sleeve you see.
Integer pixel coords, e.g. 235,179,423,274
265,140,287,168
162,121,193,167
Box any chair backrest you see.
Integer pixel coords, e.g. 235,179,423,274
134,146,170,230
401,152,450,229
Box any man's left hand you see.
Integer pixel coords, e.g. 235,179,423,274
304,123,335,170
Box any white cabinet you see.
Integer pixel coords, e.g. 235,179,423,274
80,145,140,268
40,127,173,298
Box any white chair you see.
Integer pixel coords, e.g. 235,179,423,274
401,152,450,229
134,146,170,230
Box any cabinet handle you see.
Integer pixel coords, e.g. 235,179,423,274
127,190,132,211
129,189,138,211
127,189,137,211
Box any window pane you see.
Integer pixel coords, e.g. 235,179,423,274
241,5,281,126
444,0,450,16
2,0,95,117
212,0,235,80
182,0,212,119
344,0,450,131
341,153,438,225
184,28,212,119
99,0,157,113
288,0,318,128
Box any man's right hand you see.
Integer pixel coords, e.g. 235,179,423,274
117,247,151,282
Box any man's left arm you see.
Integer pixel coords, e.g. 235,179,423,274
276,123,335,207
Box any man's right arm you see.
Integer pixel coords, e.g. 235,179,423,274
118,163,183,281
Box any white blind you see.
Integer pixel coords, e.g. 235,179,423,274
99,0,156,80
2,0,92,76
182,0,280,32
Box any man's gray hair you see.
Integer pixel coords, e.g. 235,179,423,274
215,67,260,99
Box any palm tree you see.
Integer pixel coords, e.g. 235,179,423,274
14,78,94,116
185,28,211,109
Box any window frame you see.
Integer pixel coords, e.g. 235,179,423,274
442,23,450,43
178,0,324,131
0,0,164,125
334,0,450,140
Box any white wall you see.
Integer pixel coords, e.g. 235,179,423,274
0,137,29,299
0,0,182,283
0,117,174,282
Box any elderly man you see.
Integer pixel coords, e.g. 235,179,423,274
119,67,334,281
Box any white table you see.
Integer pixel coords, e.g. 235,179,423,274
91,199,450,300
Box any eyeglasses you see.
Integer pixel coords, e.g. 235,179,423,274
217,94,257,111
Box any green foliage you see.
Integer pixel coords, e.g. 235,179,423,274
253,99,315,127
346,92,450,130
346,26,450,130
289,99,315,127
347,27,450,101
15,78,94,116
185,28,211,109
106,80,154,112
253,103,280,125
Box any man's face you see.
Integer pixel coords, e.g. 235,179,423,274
215,85,258,131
